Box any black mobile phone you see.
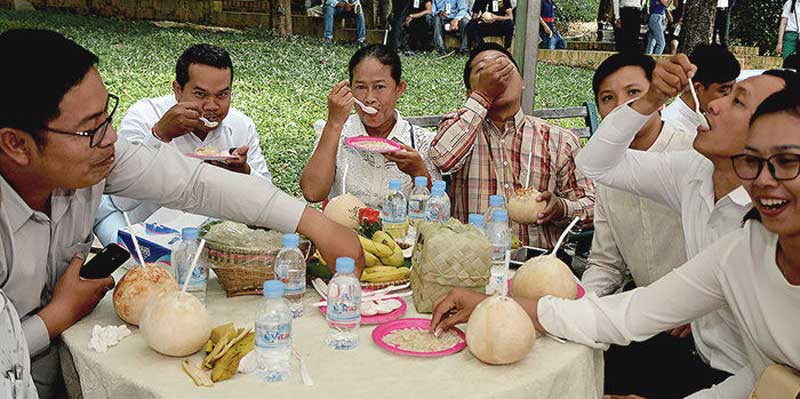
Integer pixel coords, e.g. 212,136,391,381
79,243,131,279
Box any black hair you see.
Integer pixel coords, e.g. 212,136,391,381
0,29,98,146
348,44,402,85
783,53,800,70
175,44,234,88
689,44,741,88
592,52,656,101
741,71,800,224
463,43,519,90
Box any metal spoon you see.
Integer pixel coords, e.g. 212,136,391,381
353,98,378,114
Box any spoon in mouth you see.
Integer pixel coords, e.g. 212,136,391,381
353,98,378,115
199,116,219,128
687,78,710,130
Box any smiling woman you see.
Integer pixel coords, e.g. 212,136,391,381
299,44,441,209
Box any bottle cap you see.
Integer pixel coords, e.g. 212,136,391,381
414,176,428,187
431,184,445,196
492,209,508,223
389,179,402,191
489,195,505,207
468,213,484,227
432,180,446,191
335,257,355,274
282,233,300,248
262,280,285,298
181,227,199,241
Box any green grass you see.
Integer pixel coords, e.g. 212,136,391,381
0,9,594,195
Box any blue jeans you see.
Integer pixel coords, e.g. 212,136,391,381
645,13,666,55
324,5,366,42
93,196,127,247
433,16,469,53
540,21,566,49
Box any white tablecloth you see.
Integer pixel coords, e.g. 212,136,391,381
60,274,603,399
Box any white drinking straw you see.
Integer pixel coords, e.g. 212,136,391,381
181,239,206,294
122,212,145,265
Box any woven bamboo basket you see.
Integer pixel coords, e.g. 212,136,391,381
205,239,310,297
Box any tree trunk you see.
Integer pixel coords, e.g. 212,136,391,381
678,0,716,55
277,0,293,36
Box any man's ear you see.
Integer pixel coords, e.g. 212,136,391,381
0,128,36,167
172,80,182,101
397,80,408,98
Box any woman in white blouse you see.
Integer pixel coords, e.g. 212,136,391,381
300,44,440,209
429,85,800,398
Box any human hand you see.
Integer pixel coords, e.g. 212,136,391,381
638,54,696,115
438,10,448,17
429,287,488,336
535,191,565,225
209,146,251,175
449,19,459,30
670,324,692,338
39,254,115,338
404,15,413,25
298,207,366,276
383,144,428,177
776,42,784,54
542,22,552,35
152,101,204,141
327,80,354,127
614,18,622,28
470,54,515,101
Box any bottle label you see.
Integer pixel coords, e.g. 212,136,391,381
327,292,361,323
486,271,507,296
179,260,207,289
408,199,425,219
255,322,291,350
492,244,508,261
276,264,306,296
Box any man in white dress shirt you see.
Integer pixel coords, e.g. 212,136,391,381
0,29,363,398
93,44,273,245
662,44,739,134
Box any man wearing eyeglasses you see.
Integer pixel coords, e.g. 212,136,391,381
92,44,272,246
0,29,363,399
575,55,793,397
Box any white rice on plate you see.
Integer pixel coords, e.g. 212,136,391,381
383,328,461,352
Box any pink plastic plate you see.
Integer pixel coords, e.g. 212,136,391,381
372,318,466,357
184,152,239,162
319,298,407,326
344,136,403,153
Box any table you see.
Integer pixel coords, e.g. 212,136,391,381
60,274,603,399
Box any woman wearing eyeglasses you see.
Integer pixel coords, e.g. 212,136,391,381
431,87,800,397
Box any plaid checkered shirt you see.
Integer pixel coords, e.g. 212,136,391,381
429,92,595,249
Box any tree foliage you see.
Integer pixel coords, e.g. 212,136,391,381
731,0,784,55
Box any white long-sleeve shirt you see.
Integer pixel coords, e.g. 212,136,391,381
107,94,273,223
575,103,750,378
662,97,702,136
613,0,645,18
540,221,800,399
581,122,693,296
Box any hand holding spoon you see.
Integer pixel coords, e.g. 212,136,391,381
199,116,219,128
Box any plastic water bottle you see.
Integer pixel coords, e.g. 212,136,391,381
174,227,208,306
254,280,292,382
485,210,511,296
326,257,361,350
426,180,451,223
468,213,484,229
483,195,506,225
274,233,306,319
408,176,430,225
382,179,408,240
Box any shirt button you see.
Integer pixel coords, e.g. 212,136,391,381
503,161,508,166
504,184,509,189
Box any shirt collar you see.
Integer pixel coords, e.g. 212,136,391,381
0,175,35,233
693,164,752,208
351,110,411,145
486,108,525,138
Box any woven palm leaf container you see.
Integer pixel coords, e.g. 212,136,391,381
201,221,309,297
409,219,492,313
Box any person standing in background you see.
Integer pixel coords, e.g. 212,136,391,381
777,0,800,60
613,0,645,52
539,0,566,50
645,0,672,55
666,0,683,54
712,0,732,47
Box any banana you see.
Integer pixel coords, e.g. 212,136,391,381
361,267,410,283
379,244,404,267
363,266,399,273
359,235,393,257
364,250,381,267
372,231,398,251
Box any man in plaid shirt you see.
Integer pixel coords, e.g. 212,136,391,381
429,43,595,249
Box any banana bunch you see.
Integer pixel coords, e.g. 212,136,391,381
360,231,410,283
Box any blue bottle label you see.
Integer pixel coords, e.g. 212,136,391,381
255,322,291,349
327,292,361,323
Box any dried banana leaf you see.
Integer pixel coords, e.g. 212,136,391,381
182,360,213,387
210,323,236,344
211,332,255,382
203,329,235,369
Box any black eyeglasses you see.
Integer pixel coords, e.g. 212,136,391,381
731,153,800,181
45,93,119,148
